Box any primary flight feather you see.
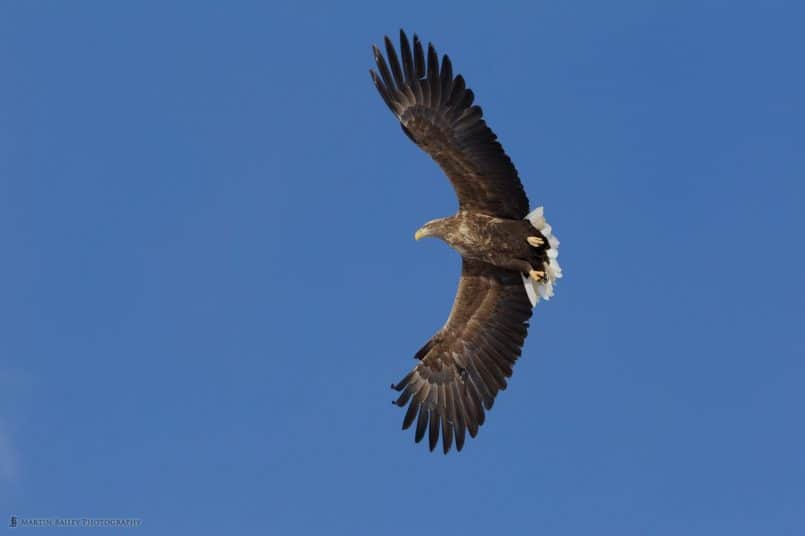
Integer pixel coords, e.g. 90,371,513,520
371,30,562,453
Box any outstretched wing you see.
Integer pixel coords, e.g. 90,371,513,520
392,259,533,453
370,30,530,219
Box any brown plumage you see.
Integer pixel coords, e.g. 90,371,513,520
371,30,562,453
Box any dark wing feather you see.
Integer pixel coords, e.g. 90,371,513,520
370,30,529,219
392,259,533,453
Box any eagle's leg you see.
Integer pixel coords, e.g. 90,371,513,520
497,258,543,281
527,236,544,247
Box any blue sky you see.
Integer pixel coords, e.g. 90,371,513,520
2,1,804,534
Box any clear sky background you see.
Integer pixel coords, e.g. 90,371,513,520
2,1,804,534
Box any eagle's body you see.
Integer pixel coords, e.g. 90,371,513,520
371,31,562,453
418,213,548,275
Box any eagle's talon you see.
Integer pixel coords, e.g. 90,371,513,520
527,236,544,247
529,270,545,281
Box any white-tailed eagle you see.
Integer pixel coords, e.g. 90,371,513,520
371,30,562,453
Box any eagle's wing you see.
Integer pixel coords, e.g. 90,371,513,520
370,30,530,219
392,259,533,453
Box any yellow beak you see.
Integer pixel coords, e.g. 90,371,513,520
414,228,426,241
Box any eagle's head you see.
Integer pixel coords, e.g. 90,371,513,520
414,217,451,241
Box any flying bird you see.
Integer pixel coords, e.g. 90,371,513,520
370,30,562,453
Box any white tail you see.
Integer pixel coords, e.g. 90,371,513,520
522,206,562,307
